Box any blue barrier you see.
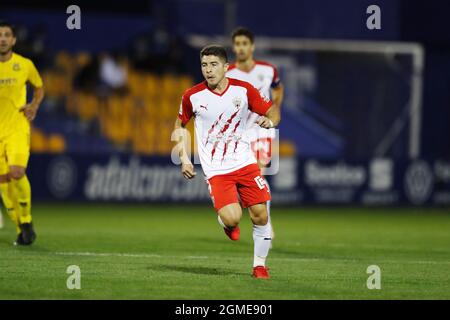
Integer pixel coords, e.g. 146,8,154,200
27,154,450,206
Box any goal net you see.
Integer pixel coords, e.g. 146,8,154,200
187,35,424,160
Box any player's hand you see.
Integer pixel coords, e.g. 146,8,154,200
181,162,197,179
20,104,38,122
256,116,274,129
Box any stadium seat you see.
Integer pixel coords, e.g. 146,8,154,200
178,75,194,96
47,134,67,153
30,128,48,153
55,51,73,71
41,59,195,155
279,140,297,157
143,73,159,97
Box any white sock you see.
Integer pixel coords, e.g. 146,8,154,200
253,223,272,267
265,180,275,243
264,178,272,225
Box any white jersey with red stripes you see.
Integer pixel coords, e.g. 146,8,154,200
178,78,272,179
226,60,281,141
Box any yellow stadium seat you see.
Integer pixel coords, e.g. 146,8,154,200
279,140,297,157
159,99,175,121
78,93,99,121
143,73,159,97
75,51,92,69
60,70,196,154
55,51,75,75
30,128,47,153
42,71,72,98
179,75,194,95
47,134,67,153
161,74,178,98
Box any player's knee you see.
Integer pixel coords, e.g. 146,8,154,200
9,167,26,180
220,213,240,227
224,218,239,228
249,205,268,225
252,214,268,226
218,205,242,227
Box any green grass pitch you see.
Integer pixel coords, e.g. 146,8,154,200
0,204,449,299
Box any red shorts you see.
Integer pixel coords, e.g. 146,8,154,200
207,163,271,212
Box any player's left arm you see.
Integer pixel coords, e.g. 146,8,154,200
247,82,281,129
257,104,280,129
257,84,284,129
20,60,45,122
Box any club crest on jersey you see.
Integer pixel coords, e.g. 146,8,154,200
12,63,21,71
257,74,264,82
232,97,242,109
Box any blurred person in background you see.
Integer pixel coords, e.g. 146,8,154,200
73,52,99,93
227,27,284,245
98,52,129,97
0,20,44,245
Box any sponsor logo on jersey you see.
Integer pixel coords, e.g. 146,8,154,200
232,97,242,109
0,78,18,86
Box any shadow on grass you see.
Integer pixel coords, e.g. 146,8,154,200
148,264,247,276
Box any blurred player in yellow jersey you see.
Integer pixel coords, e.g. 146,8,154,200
0,21,44,245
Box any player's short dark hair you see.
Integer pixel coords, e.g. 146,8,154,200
231,27,254,43
0,20,16,36
200,45,228,63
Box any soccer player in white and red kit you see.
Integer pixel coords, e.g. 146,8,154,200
174,45,280,278
226,27,284,244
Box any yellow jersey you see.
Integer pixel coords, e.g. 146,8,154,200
0,53,43,138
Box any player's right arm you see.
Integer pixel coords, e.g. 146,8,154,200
246,83,281,129
259,105,281,128
174,93,196,180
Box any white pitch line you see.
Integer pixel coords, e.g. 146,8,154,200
54,251,320,262
53,251,450,265
54,251,162,258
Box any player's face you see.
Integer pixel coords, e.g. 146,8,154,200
0,27,16,55
233,35,254,62
201,55,229,87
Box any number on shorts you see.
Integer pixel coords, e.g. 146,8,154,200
254,176,267,190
